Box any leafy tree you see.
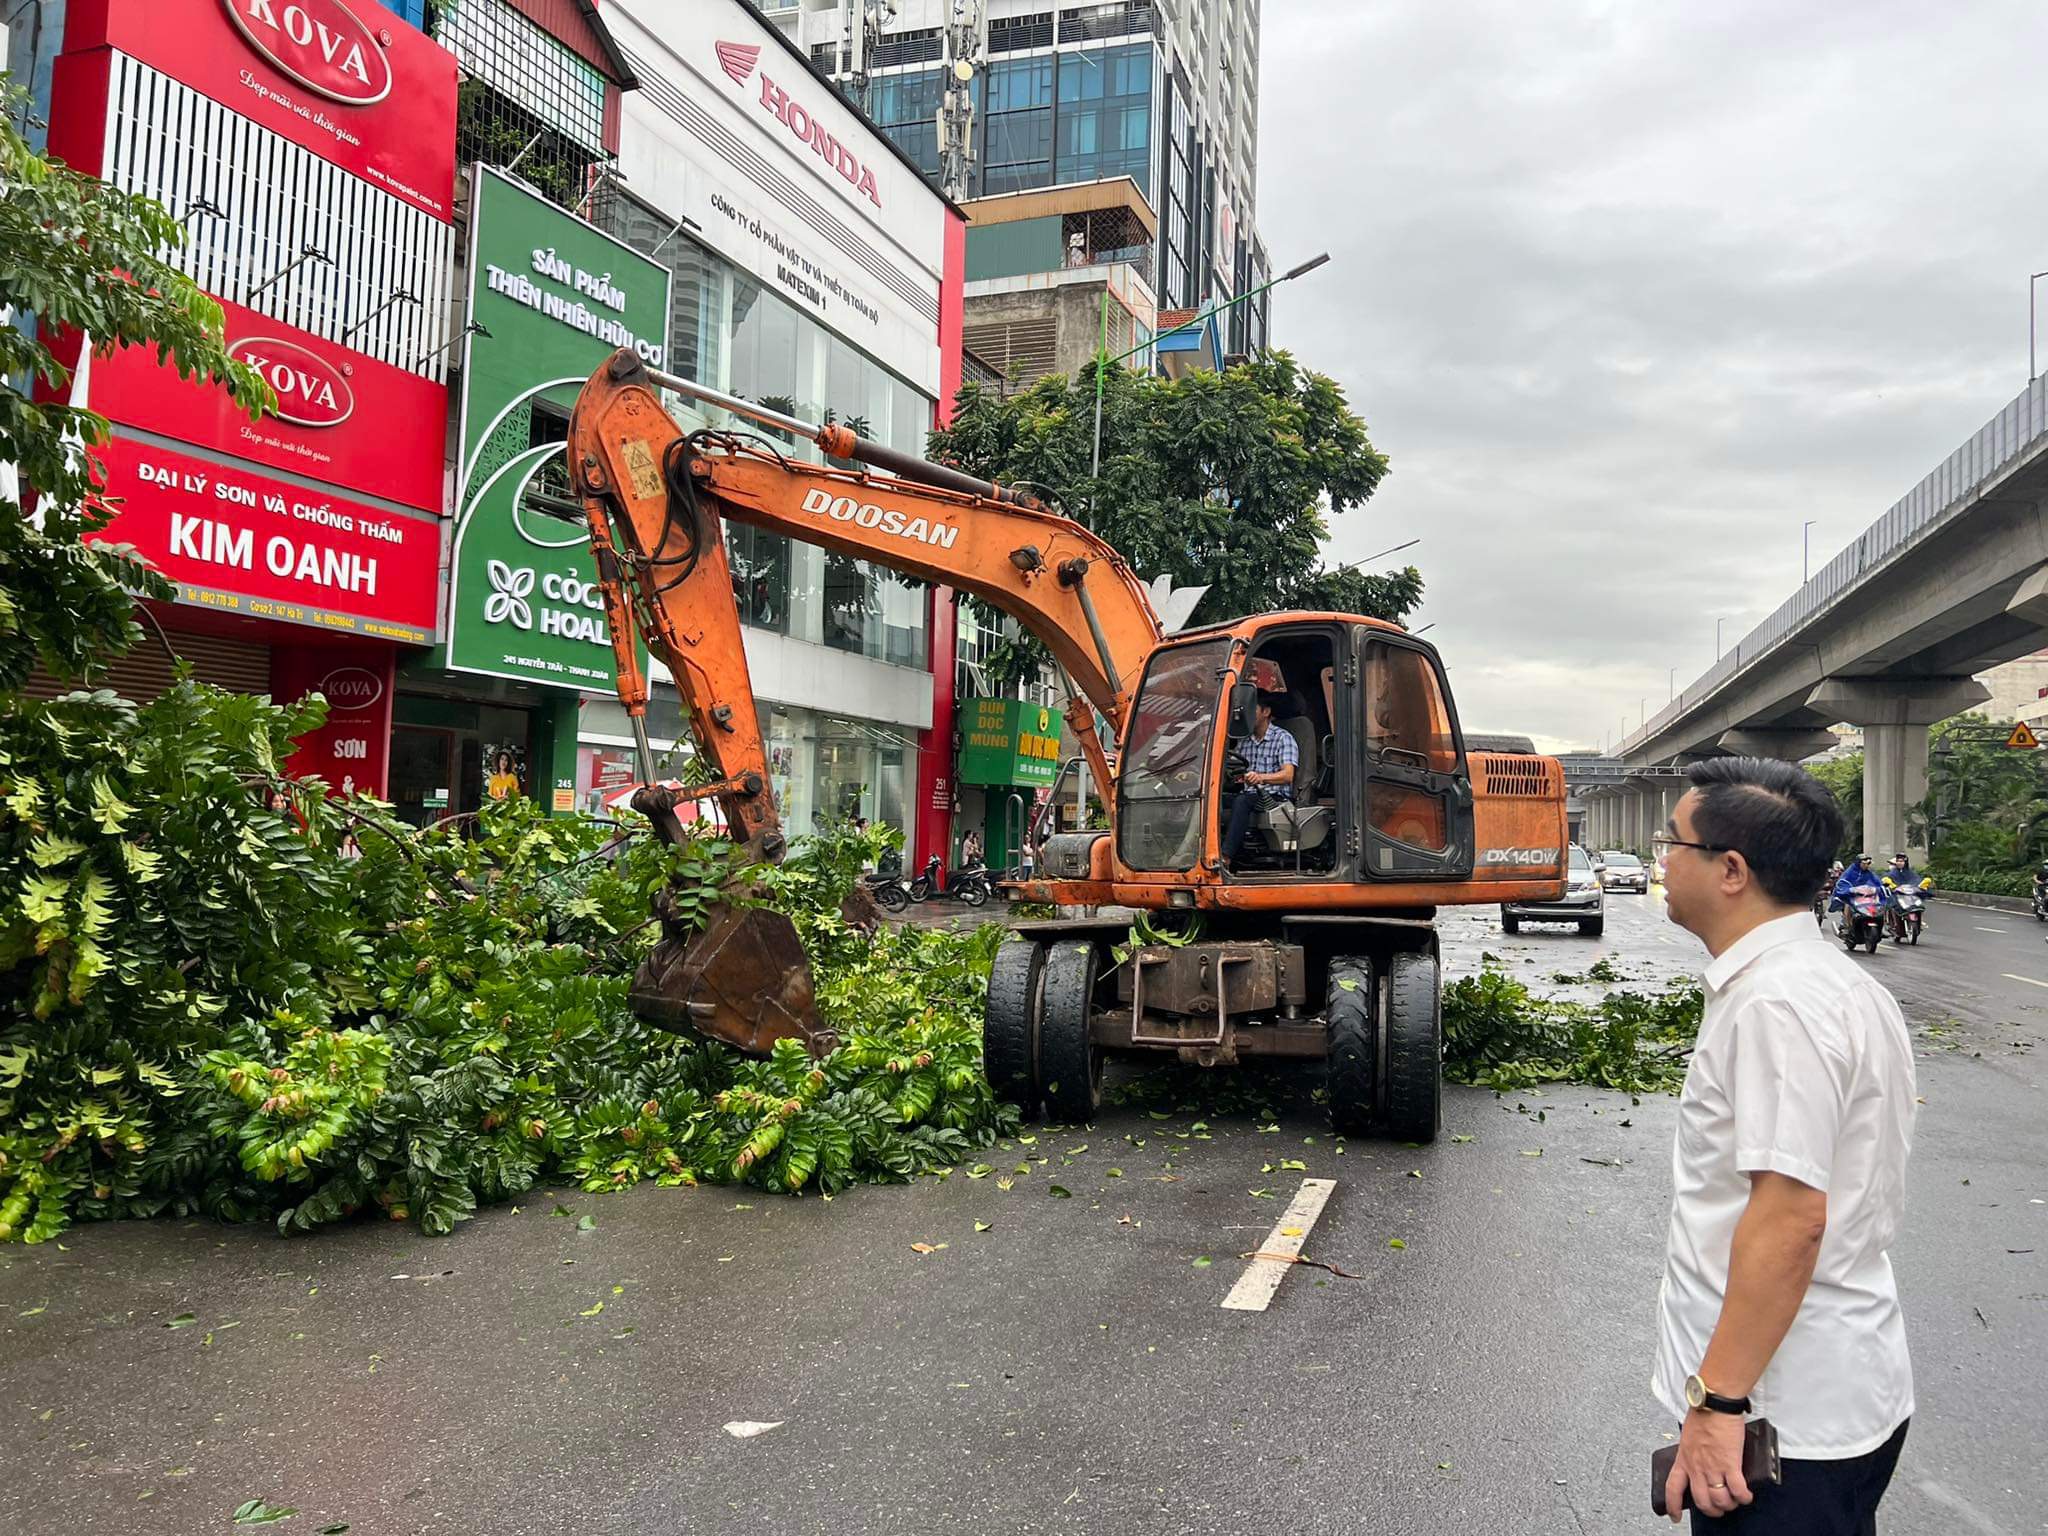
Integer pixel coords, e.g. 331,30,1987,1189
1919,715,2045,869
931,353,1415,681
1805,754,1863,860
0,83,271,691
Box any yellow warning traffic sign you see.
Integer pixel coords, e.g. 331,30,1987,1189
2006,721,2040,750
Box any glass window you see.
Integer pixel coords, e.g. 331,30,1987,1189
727,523,791,636
1364,643,1459,772
1055,43,1153,195
1116,639,1229,871
1569,845,1592,871
980,56,1055,194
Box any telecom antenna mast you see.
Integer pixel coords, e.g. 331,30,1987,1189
936,0,988,202
846,1,897,115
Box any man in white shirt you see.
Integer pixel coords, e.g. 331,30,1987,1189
1650,755,1916,1531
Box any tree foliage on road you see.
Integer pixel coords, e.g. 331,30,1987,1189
931,354,1416,684
0,122,1016,1244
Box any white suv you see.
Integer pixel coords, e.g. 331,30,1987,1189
1502,844,1604,937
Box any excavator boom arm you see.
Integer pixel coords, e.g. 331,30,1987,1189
569,351,1161,852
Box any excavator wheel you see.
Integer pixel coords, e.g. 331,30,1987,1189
984,939,1044,1118
1381,951,1443,1144
1038,941,1104,1125
1324,958,1377,1138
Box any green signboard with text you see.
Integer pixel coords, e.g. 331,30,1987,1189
957,697,1062,788
446,165,672,690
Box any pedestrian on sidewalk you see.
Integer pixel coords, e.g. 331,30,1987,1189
1651,756,1916,1532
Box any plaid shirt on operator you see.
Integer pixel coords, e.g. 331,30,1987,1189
1239,726,1299,801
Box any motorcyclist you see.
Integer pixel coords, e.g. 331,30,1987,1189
1830,853,1881,909
1882,853,1924,940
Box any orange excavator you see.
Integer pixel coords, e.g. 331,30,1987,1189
567,349,1566,1141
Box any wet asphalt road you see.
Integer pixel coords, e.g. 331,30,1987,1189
2,890,2042,1536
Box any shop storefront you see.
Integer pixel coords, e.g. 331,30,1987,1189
587,0,967,862
954,696,1062,873
399,164,671,821
44,1,459,792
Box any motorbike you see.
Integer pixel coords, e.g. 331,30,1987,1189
945,858,993,908
861,868,909,913
2033,880,2048,922
1882,877,1932,945
906,854,943,903
1835,888,1887,954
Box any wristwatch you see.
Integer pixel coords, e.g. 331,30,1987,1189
1684,1373,1752,1416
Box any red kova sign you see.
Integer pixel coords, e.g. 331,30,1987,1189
62,0,457,219
88,437,440,644
88,295,445,513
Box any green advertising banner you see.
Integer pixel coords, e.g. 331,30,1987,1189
446,165,672,690
957,697,1062,788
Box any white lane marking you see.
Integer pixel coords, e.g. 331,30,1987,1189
2001,973,2048,990
1975,925,2009,933
1221,1177,1336,1313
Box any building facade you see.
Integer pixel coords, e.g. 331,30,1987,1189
23,0,964,861
766,0,1269,353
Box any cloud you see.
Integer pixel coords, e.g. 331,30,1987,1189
1260,0,2048,750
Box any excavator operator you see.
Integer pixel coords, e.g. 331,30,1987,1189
1222,692,1297,869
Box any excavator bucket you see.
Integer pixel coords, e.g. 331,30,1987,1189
630,902,836,1058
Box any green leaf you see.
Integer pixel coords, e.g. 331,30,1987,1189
576,1215,596,1232
1191,1256,1212,1268
164,1313,197,1329
966,1163,992,1179
1047,1185,1071,1198
974,1221,992,1233
1388,1238,1406,1250
579,1301,604,1317
231,1499,297,1524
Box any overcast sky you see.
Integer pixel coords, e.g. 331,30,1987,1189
1258,0,2048,753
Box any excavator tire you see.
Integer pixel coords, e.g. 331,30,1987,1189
1381,951,1443,1144
1038,941,1103,1125
984,939,1044,1117
1324,958,1376,1138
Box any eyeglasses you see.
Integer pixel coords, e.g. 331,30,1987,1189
1650,833,1735,856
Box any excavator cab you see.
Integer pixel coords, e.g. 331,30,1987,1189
1118,619,1476,884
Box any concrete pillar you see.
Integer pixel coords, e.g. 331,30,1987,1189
1637,785,1662,852
1805,677,1993,864
1659,780,1686,836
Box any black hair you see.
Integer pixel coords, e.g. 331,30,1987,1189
1684,756,1844,907
1255,692,1286,713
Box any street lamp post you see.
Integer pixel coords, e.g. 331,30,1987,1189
1668,666,1676,701
1803,519,1817,583
1090,252,1332,488
2032,270,2048,383
1716,617,1726,659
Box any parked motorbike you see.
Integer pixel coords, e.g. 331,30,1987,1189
1836,889,1886,954
906,854,943,903
945,858,993,908
861,868,909,913
1882,876,1932,945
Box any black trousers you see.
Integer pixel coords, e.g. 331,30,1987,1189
1692,1420,1908,1536
1223,789,1282,860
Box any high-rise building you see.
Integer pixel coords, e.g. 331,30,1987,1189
764,0,1270,353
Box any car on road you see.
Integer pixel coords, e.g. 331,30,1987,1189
1502,844,1604,936
1598,851,1650,892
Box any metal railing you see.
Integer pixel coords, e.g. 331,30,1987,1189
1622,376,2048,757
